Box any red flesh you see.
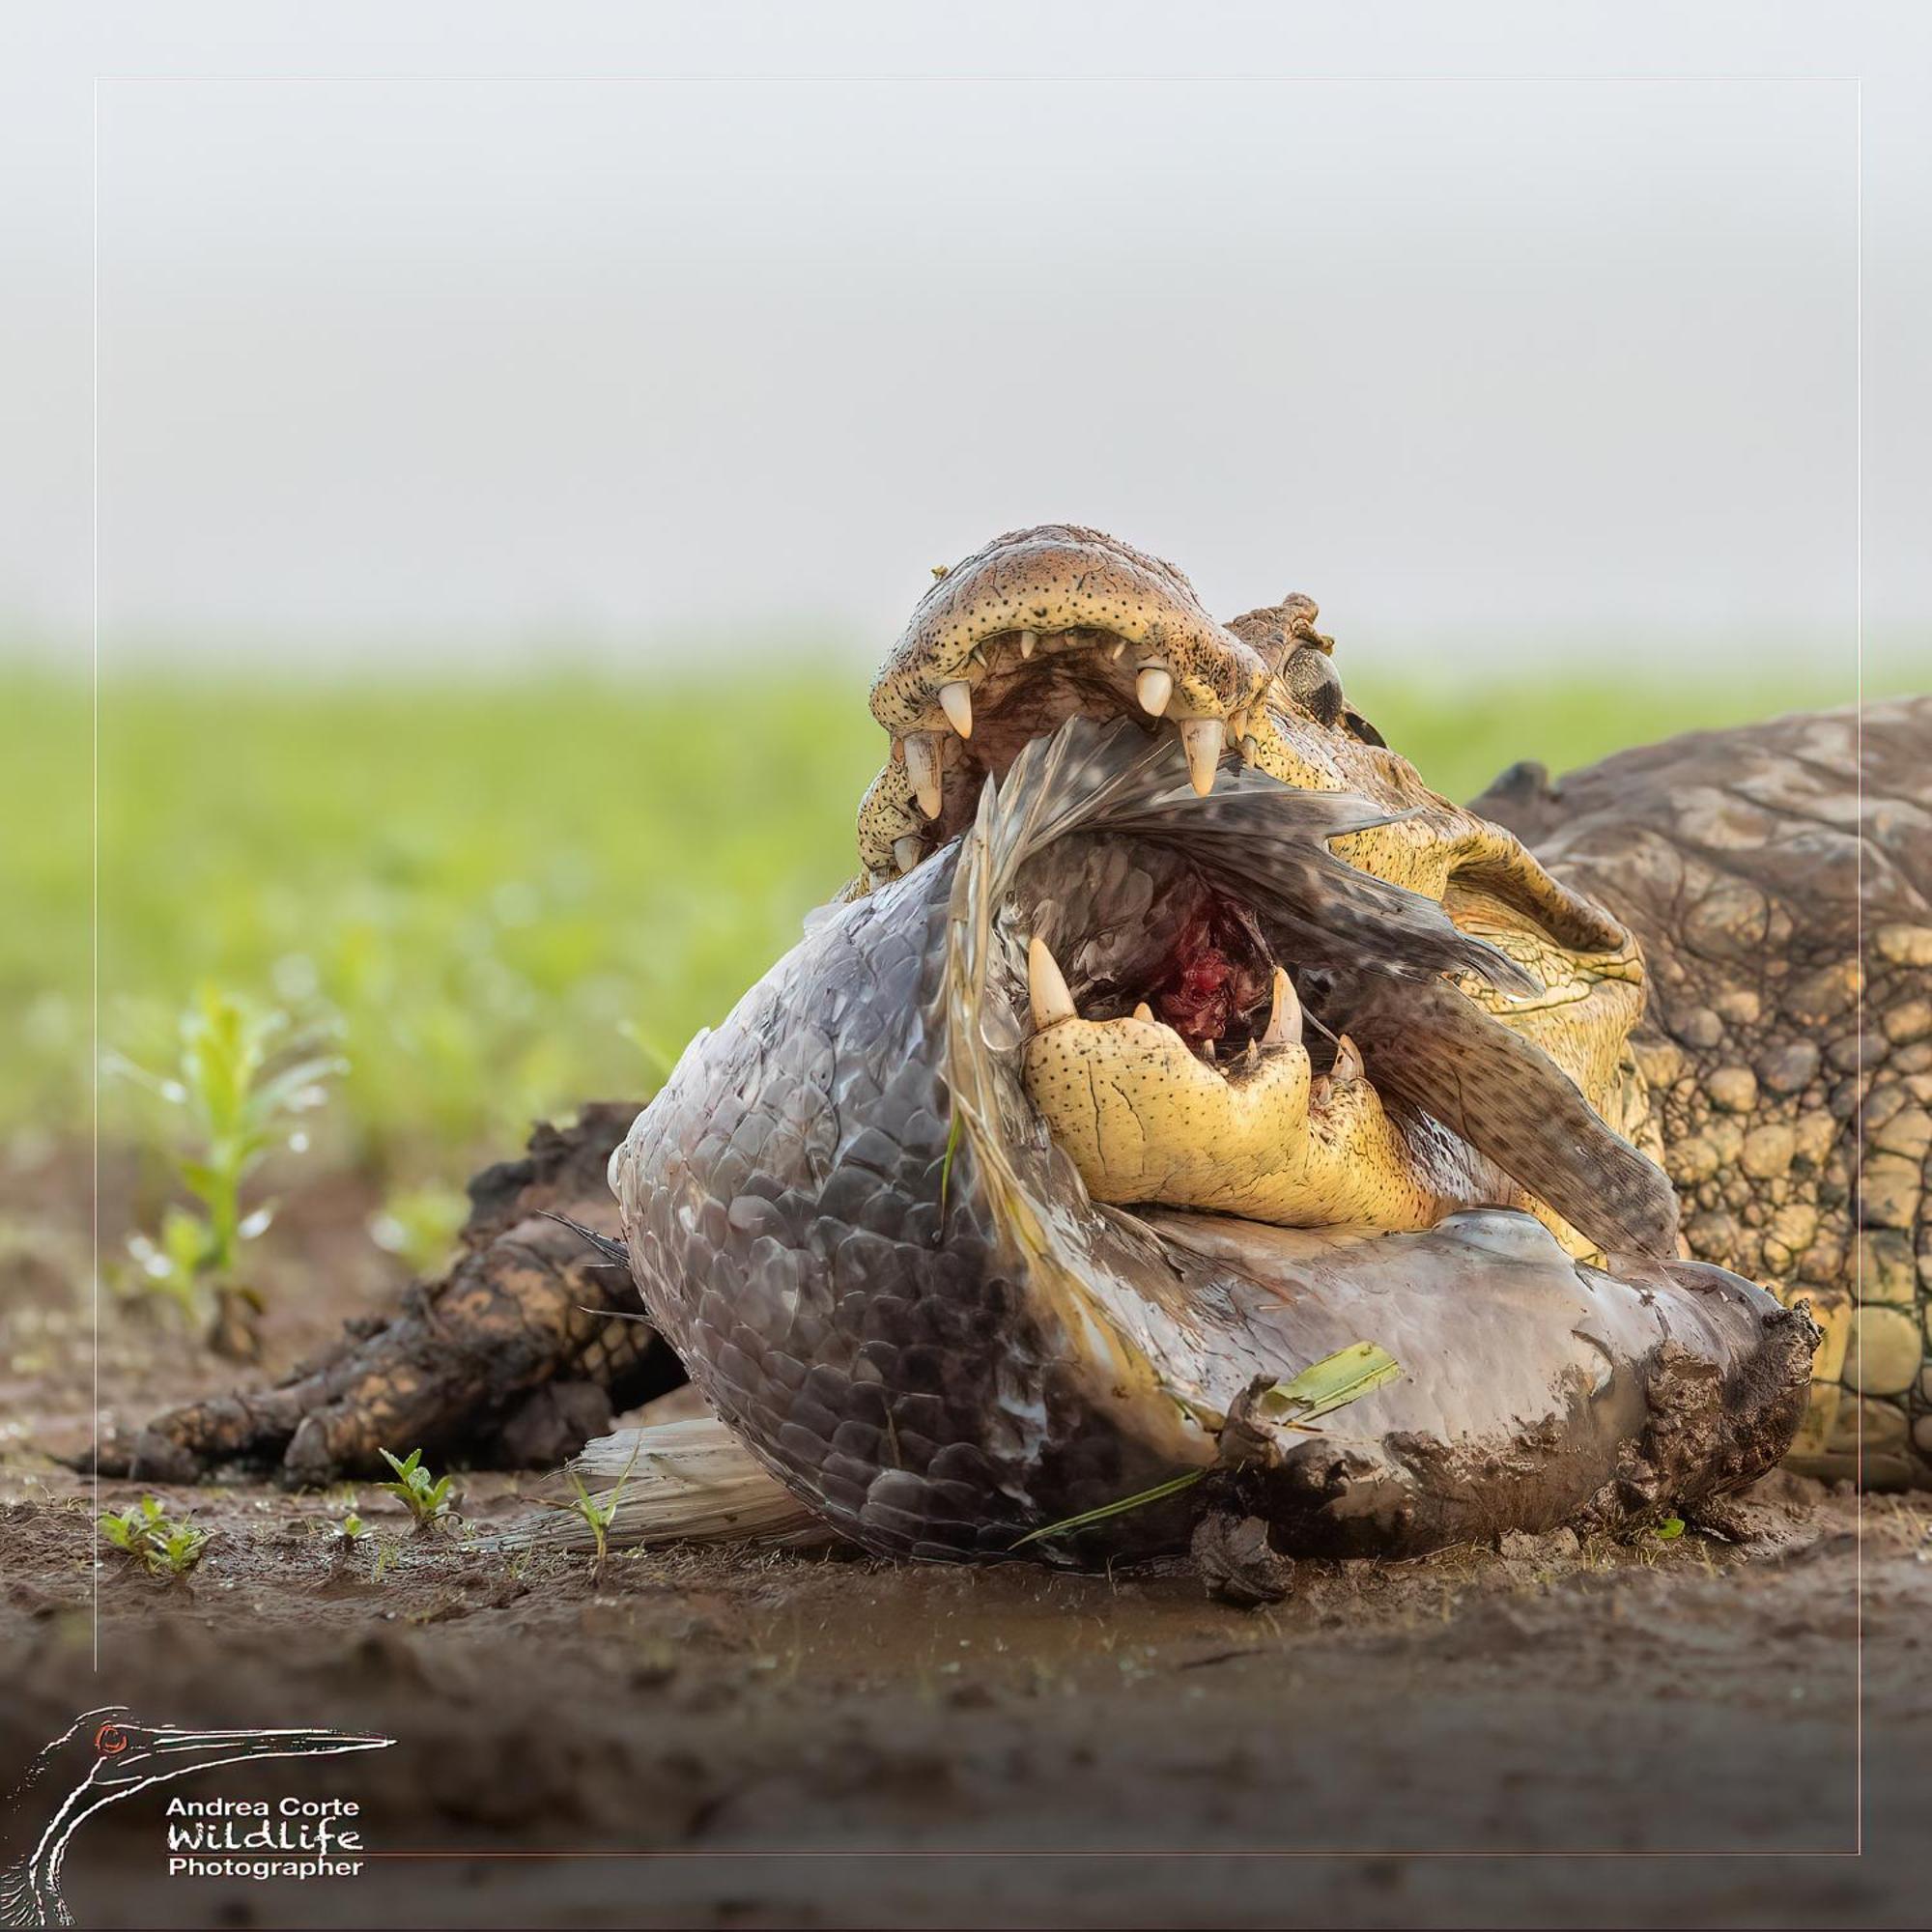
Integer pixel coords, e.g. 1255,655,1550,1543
1151,897,1275,1049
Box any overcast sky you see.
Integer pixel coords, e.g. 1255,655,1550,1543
4,4,1928,677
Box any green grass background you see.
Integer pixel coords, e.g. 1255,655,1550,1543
5,653,1917,1179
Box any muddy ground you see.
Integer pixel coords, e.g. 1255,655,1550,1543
2,1146,1926,1930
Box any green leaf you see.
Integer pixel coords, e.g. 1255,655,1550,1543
177,1159,223,1207
1254,1341,1404,1426
1656,1515,1686,1540
248,1055,349,1122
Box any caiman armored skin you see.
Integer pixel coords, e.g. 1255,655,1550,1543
1473,705,1932,1487
122,529,1931,1545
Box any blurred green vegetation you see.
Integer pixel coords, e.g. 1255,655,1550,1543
4,653,1914,1175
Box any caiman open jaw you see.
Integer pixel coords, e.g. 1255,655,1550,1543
858,525,1657,1262
607,524,1817,1565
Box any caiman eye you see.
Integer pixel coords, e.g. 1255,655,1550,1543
94,1723,129,1756
1284,644,1345,727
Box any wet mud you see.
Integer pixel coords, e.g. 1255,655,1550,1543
2,1151,1923,1929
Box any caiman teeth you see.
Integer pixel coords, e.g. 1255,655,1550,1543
1028,937,1077,1030
1136,667,1173,718
1179,717,1222,796
938,680,975,738
1131,1001,1154,1023
1332,1034,1364,1084
904,731,945,820
1262,967,1301,1047
1018,629,1037,659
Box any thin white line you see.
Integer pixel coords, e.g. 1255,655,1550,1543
78,68,1870,1859
89,72,1864,86
90,76,101,1676
1853,76,1864,1862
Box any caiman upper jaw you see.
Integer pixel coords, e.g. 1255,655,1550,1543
857,526,1275,879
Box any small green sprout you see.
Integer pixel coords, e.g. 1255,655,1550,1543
333,1508,371,1543
97,1495,166,1555
110,984,345,1357
543,1446,640,1577
147,1520,212,1578
98,1496,211,1577
1655,1515,1687,1541
374,1447,455,1531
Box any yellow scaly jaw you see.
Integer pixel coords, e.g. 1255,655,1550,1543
1023,940,1520,1238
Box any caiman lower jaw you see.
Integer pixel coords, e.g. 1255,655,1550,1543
1020,932,1572,1250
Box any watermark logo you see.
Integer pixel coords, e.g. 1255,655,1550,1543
1,1705,391,1928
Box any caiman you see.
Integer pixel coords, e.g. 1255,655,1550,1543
120,527,1932,1562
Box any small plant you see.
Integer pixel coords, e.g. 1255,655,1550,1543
111,984,345,1358
332,1507,371,1544
98,1495,166,1556
544,1446,639,1577
146,1519,213,1578
375,1447,455,1532
98,1496,211,1578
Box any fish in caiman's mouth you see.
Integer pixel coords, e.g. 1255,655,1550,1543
611,526,1818,1564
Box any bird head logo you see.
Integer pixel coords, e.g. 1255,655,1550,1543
3,1705,392,1927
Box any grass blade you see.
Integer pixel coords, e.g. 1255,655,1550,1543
1009,1468,1206,1549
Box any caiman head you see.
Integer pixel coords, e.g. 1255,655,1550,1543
612,526,1816,1564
